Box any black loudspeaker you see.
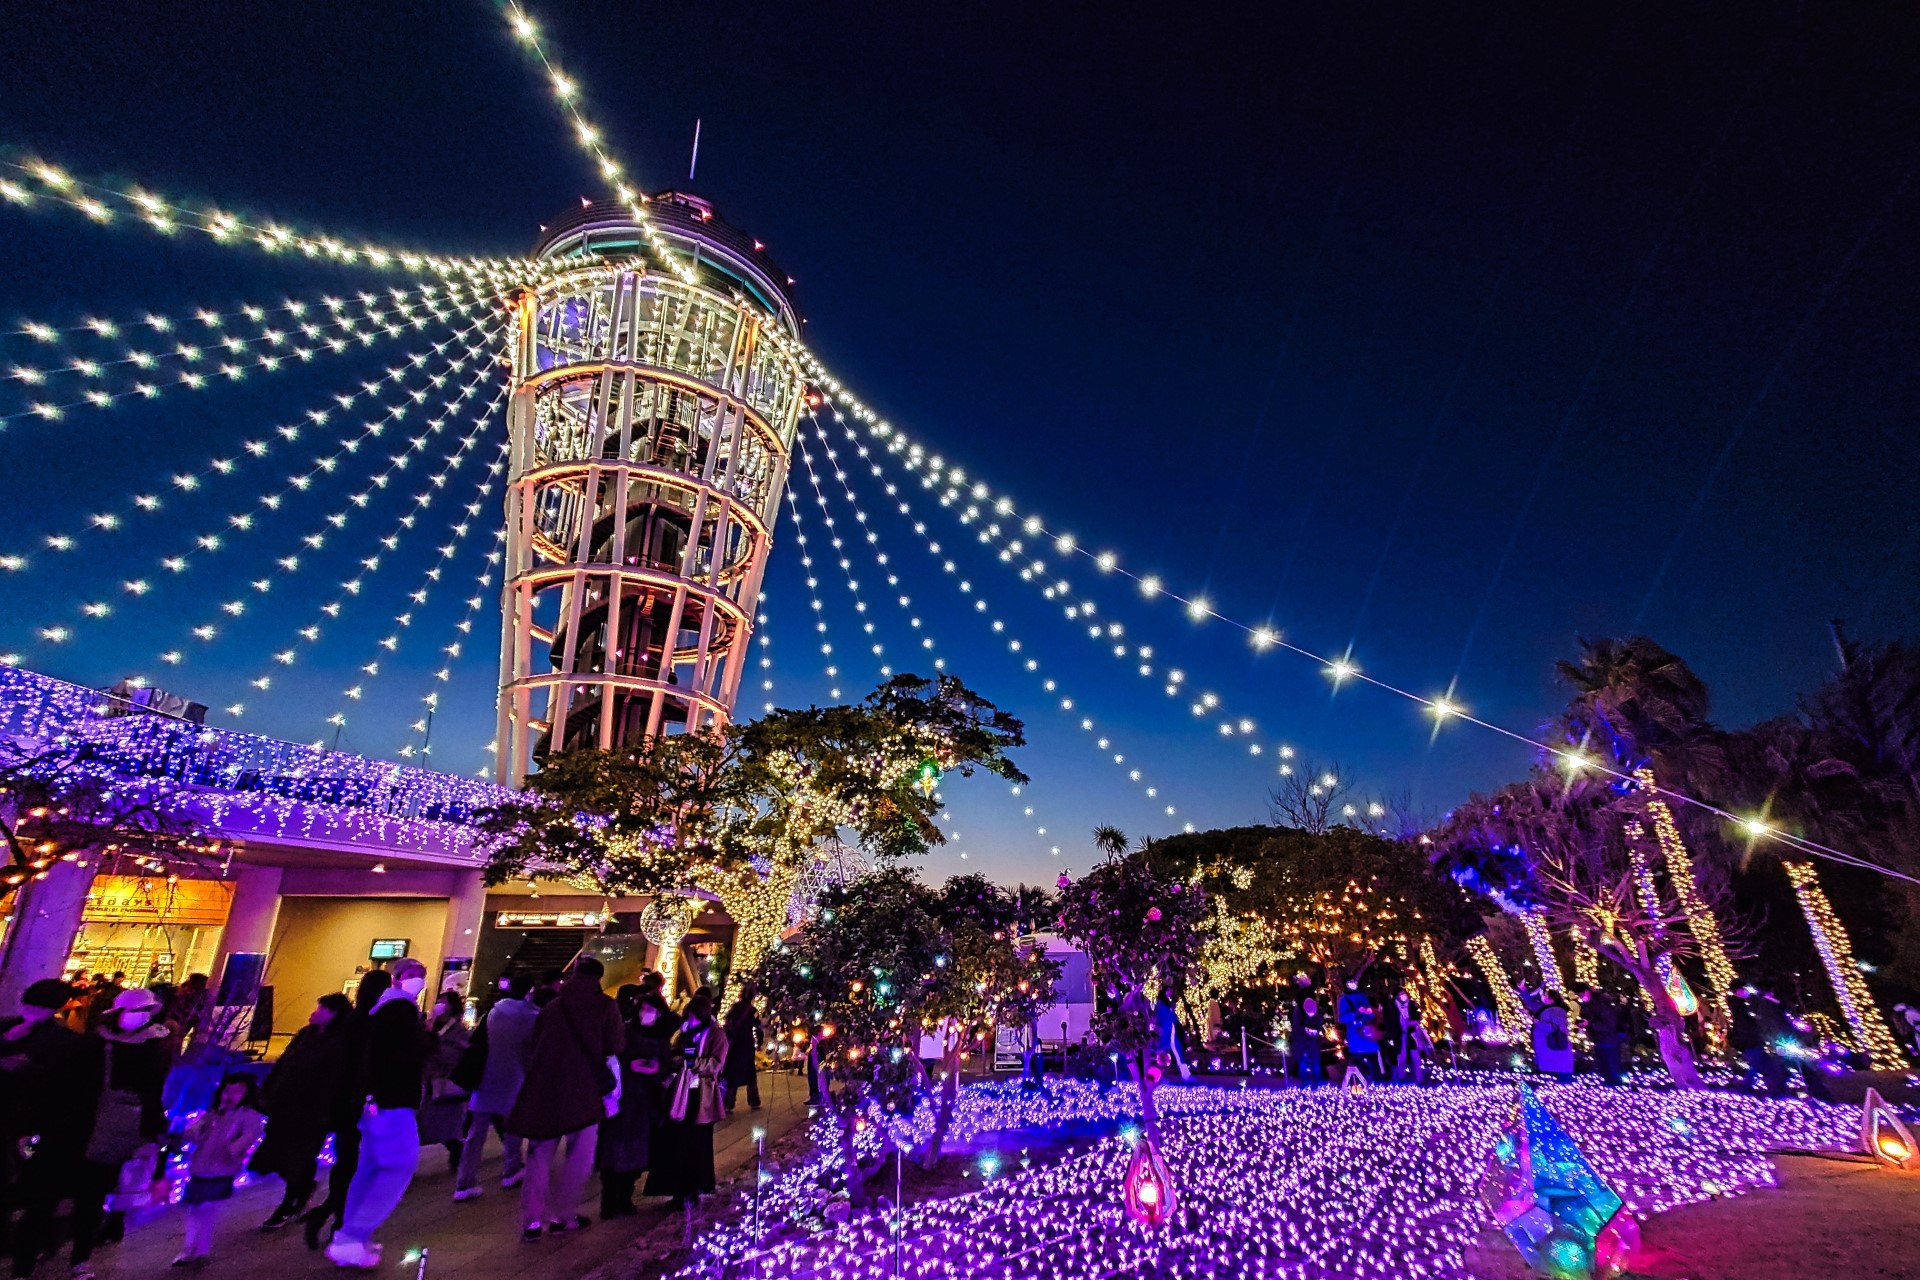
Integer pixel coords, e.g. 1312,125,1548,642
247,984,274,1044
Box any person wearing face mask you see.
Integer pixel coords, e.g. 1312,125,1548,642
3,979,100,1280
324,957,431,1270
595,984,674,1218
42,986,174,1272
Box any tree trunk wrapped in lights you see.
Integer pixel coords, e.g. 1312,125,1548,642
1782,861,1907,1070
1466,935,1530,1042
1520,907,1566,994
1636,769,1737,1037
1570,929,1600,989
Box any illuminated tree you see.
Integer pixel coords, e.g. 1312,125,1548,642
753,868,950,1203
1055,834,1207,1139
480,673,1026,1000
1153,824,1476,1010
1431,772,1733,1086
917,875,1060,1167
474,729,747,894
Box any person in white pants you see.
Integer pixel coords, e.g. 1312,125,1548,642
503,957,623,1243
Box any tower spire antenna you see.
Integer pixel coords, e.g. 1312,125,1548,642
689,118,702,183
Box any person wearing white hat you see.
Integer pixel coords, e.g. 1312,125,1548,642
61,985,175,1277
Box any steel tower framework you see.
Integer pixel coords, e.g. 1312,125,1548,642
496,194,803,783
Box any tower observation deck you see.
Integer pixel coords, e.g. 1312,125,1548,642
496,193,805,783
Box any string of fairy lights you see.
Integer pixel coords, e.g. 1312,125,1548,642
0,312,498,578
1,280,495,426
0,156,544,283
497,4,693,284
10,339,501,662
785,345,1918,885
832,410,1318,790
0,286,479,428
776,485,854,703
317,434,508,735
241,381,505,703
792,424,1014,863
797,422,1110,859
799,417,1186,840
3,278,493,394
403,528,508,769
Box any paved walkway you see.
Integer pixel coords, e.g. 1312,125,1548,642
58,1069,811,1280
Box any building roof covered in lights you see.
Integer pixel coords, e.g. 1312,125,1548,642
532,193,801,327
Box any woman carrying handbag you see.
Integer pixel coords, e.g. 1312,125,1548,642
643,991,726,1207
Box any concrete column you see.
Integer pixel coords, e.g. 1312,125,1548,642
438,869,489,997
0,858,98,1016
209,865,283,996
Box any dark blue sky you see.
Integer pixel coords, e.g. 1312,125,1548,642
3,2,1917,885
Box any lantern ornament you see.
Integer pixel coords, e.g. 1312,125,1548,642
1122,1135,1177,1228
1654,954,1698,1018
1860,1088,1919,1170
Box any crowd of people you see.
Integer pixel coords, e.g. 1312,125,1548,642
0,958,766,1275
1246,967,1817,1093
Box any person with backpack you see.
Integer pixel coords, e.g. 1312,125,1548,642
505,956,623,1242
325,957,431,1270
253,993,355,1229
1533,988,1575,1082
174,1074,266,1266
451,973,538,1201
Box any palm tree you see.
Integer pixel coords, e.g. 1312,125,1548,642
1093,824,1130,860
1555,635,1721,785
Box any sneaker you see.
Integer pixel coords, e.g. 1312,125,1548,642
500,1170,525,1189
302,1208,333,1252
325,1239,382,1270
452,1187,484,1203
169,1252,205,1268
261,1206,301,1231
547,1215,591,1234
521,1225,542,1244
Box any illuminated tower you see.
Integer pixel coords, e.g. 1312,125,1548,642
496,194,803,783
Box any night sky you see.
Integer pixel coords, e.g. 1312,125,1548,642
3,2,1917,886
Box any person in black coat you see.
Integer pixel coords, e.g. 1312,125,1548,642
253,994,355,1228
596,987,675,1218
1286,974,1326,1086
721,986,761,1114
303,969,390,1250
1,979,98,1280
